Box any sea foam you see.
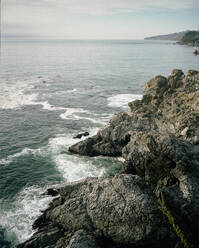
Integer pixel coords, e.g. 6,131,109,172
0,148,41,166
107,94,142,108
0,186,53,243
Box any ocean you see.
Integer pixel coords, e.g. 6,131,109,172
0,39,198,247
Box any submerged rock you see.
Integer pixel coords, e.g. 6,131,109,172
73,132,89,139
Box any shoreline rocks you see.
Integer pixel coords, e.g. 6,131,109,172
17,175,175,248
18,69,199,248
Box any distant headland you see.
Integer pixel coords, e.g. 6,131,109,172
145,29,199,46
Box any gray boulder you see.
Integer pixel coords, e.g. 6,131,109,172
17,174,174,248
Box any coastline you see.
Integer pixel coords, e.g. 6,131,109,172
17,69,199,248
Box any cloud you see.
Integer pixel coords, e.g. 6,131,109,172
2,0,199,38
4,0,199,14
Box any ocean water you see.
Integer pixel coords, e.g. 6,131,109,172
0,39,198,247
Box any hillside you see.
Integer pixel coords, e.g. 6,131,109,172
144,31,188,41
178,30,199,46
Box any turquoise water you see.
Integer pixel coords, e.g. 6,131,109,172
0,39,198,247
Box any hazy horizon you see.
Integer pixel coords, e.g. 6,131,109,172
2,0,199,40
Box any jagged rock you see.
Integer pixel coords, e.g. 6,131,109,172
17,175,174,248
122,132,199,189
142,75,168,96
18,70,199,248
69,113,136,156
69,70,199,158
67,69,199,246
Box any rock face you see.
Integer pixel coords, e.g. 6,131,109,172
18,175,174,248
18,70,199,248
70,69,199,157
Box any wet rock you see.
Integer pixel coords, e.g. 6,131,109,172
69,113,135,157
69,136,101,156
73,132,89,139
46,188,59,197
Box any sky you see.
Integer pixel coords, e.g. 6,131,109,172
2,0,199,39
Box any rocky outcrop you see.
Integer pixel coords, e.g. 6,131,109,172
17,175,175,248
18,70,199,248
69,69,199,157
68,69,199,246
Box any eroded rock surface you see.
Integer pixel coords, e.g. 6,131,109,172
17,175,174,248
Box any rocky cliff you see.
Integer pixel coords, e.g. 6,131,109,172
18,69,199,248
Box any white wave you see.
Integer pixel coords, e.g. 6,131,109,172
0,79,109,126
59,108,88,120
72,115,107,125
107,94,142,108
0,77,54,110
0,91,38,109
0,127,100,166
54,154,105,182
47,127,106,182
60,108,111,125
0,148,41,166
0,77,43,109
117,157,125,162
48,127,99,153
0,186,53,243
48,135,76,154
38,101,66,111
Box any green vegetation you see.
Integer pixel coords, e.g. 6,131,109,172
158,192,193,248
180,31,199,46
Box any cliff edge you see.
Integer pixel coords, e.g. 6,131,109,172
18,69,199,248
